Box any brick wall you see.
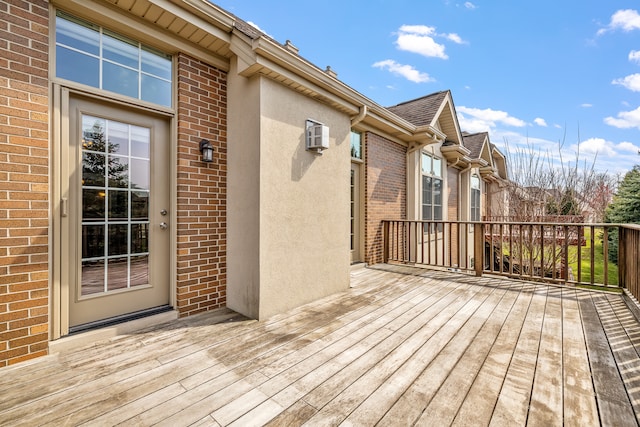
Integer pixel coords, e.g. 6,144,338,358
364,132,407,265
0,0,50,367
175,53,227,317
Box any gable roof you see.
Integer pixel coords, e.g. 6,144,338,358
387,91,448,126
462,131,487,159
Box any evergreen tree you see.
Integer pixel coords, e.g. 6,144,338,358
604,165,640,263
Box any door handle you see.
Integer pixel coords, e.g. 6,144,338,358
159,222,168,230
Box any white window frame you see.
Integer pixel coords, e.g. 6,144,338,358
421,152,443,223
471,174,481,222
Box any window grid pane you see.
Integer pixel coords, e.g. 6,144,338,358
421,153,443,223
55,12,172,107
81,115,151,296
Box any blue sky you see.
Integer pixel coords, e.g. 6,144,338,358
214,1,640,175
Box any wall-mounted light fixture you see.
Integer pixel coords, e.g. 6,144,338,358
199,139,214,163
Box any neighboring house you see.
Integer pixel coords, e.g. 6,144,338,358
462,132,509,219
0,0,505,366
355,93,510,269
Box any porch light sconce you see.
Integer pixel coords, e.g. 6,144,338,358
199,139,214,163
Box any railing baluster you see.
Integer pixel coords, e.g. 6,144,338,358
415,221,419,264
420,222,425,265
508,224,513,276
529,224,534,280
448,222,453,268
441,222,445,266
427,222,432,265
395,221,399,262
407,221,412,263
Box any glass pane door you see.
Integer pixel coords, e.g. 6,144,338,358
80,115,151,296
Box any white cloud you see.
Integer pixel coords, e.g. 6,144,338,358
554,124,563,129
581,103,593,108
464,2,477,9
577,137,616,157
445,33,465,44
612,73,640,91
630,50,640,64
394,25,467,59
574,138,640,159
604,106,640,129
372,60,433,83
457,106,526,132
534,118,547,127
618,141,640,152
396,25,448,59
598,9,640,35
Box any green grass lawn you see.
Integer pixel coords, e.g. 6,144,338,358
569,228,618,287
494,226,620,289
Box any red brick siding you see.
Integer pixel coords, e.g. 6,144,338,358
364,132,407,265
175,53,227,317
0,0,50,367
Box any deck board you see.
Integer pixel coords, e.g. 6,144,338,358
1,265,640,426
488,285,548,426
450,281,535,426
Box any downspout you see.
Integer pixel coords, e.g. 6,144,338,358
350,105,367,127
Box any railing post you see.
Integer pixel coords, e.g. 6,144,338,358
603,226,609,286
383,221,389,263
474,222,483,277
618,226,625,289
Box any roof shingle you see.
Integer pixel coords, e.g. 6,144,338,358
462,132,488,159
387,91,449,126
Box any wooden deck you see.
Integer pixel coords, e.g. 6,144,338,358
2,264,640,426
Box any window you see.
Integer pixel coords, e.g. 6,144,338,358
421,153,442,222
55,12,172,107
350,131,362,159
471,174,481,221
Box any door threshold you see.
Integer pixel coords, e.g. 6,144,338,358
50,308,178,355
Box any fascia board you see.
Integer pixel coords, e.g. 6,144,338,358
246,36,425,137
154,0,233,41
441,144,471,157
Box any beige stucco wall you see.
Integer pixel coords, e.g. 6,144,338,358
227,60,262,318
228,69,351,320
258,78,351,319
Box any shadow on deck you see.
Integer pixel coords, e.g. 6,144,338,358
2,264,640,426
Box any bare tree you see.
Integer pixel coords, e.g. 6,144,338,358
486,133,613,280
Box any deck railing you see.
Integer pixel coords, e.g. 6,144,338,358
619,225,640,298
383,220,640,294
